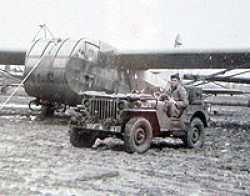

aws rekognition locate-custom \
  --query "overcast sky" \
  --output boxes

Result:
[0,0,250,50]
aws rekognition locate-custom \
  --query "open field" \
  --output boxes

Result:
[0,94,249,195]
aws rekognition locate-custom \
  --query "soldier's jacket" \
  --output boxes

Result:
[162,83,189,117]
[169,83,189,110]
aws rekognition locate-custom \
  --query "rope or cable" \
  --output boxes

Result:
[0,36,59,110]
[0,69,22,81]
[32,24,55,41]
[0,58,43,110]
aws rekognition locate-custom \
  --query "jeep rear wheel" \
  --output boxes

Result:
[70,128,96,148]
[124,117,153,153]
[183,118,205,148]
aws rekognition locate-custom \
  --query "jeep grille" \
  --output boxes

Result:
[89,98,117,120]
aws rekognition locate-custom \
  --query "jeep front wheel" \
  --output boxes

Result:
[124,117,153,153]
[183,118,205,148]
[70,128,96,148]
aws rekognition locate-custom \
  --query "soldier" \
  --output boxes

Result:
[162,73,189,118]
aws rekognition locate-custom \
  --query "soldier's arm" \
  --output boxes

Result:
[158,88,170,101]
[175,87,189,109]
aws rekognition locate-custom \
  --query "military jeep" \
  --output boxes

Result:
[69,87,209,153]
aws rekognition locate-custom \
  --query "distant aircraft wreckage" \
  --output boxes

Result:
[1,37,250,114]
[184,73,250,85]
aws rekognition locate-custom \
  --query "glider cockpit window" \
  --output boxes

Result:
[71,39,86,59]
[57,40,76,57]
[71,40,100,62]
[49,39,68,57]
[29,40,52,57]
[43,42,56,56]
[85,42,100,62]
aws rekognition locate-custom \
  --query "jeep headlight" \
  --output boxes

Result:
[83,99,90,107]
[118,100,128,110]
[134,100,142,108]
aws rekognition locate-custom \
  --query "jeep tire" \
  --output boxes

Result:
[70,128,96,148]
[124,117,153,153]
[183,118,205,148]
